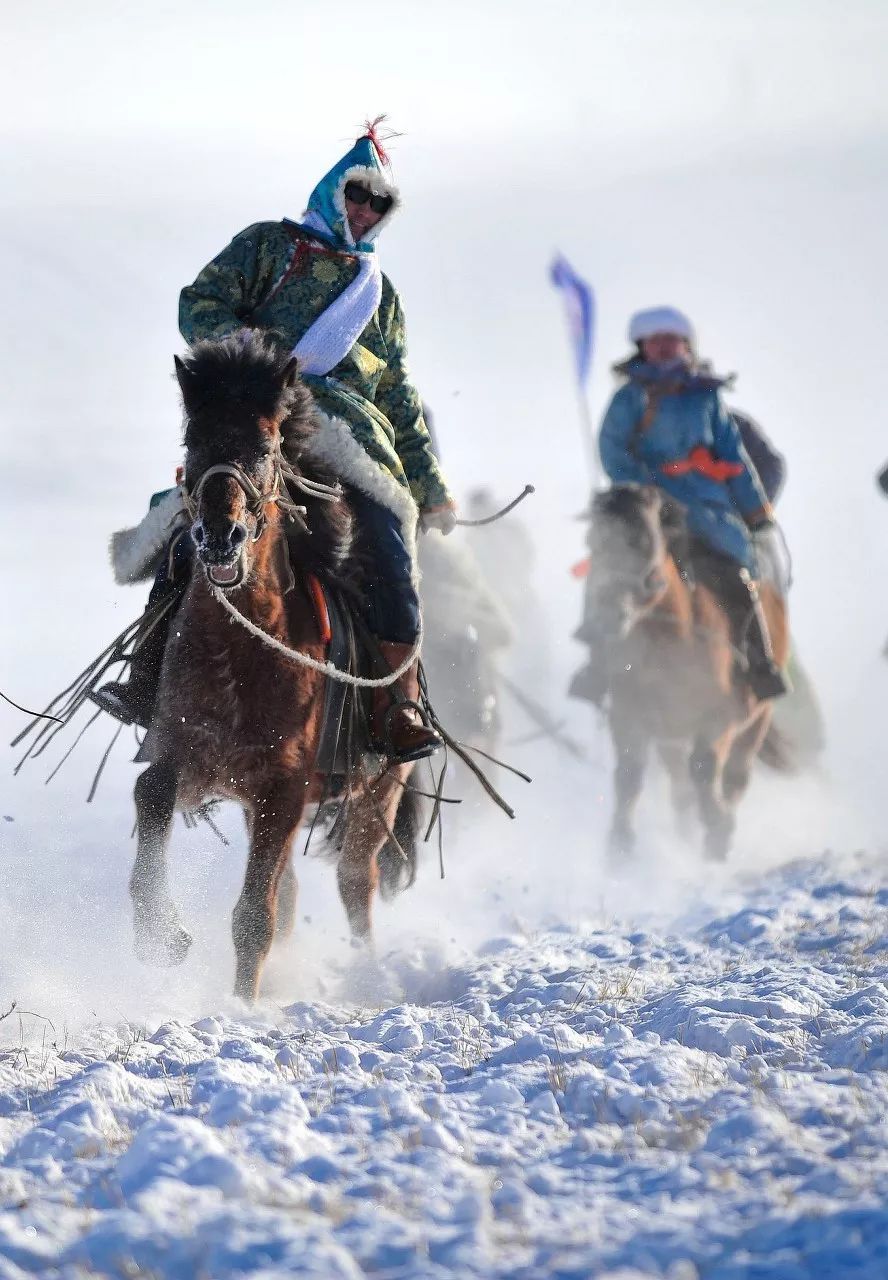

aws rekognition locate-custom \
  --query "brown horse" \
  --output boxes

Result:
[587,485,790,861]
[131,335,419,1002]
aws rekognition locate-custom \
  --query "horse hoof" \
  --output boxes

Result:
[134,922,193,967]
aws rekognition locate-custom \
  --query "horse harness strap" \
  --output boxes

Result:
[182,463,273,521]
[313,585,356,776]
[181,454,342,541]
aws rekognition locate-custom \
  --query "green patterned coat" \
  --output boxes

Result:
[178,220,451,511]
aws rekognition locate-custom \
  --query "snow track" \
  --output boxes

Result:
[1,852,887,1278]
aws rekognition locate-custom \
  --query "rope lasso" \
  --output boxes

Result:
[208,580,421,687]
[203,480,535,682]
[198,471,535,682]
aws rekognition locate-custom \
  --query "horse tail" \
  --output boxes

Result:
[757,718,798,774]
[377,785,423,900]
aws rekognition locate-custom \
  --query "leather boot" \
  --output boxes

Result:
[371,641,442,762]
[90,600,175,728]
[569,611,610,706]
[745,609,790,700]
[736,572,790,701]
[568,660,609,707]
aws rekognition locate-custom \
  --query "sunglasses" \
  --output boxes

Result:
[343,181,393,215]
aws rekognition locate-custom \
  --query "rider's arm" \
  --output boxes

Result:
[711,398,772,523]
[178,223,279,345]
[732,411,786,504]
[598,386,655,486]
[375,283,453,511]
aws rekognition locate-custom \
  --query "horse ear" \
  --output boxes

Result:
[281,356,300,390]
[174,355,193,397]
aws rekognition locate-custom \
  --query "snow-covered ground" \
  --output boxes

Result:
[1,847,887,1278]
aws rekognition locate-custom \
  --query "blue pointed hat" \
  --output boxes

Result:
[305,120,401,252]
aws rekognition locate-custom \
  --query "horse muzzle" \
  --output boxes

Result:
[192,518,249,589]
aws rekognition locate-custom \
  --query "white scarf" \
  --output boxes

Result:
[291,211,382,376]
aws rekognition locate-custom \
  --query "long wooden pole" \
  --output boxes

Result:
[577,386,600,488]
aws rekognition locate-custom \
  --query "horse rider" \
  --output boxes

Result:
[93,120,455,761]
[570,304,790,707]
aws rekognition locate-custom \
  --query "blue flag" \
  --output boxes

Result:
[550,254,595,388]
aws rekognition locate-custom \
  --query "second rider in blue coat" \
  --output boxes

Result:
[572,305,789,706]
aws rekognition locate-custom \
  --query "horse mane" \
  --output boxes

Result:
[180,332,353,578]
[593,484,688,557]
[180,332,316,442]
[592,484,654,523]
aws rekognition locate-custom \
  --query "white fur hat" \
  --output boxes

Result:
[629,306,694,344]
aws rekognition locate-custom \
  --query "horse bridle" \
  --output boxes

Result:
[181,448,342,542]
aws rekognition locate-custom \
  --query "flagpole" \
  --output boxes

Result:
[577,386,600,489]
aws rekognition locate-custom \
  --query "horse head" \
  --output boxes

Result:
[587,484,685,639]
[175,333,316,590]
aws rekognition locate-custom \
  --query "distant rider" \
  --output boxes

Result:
[570,305,790,706]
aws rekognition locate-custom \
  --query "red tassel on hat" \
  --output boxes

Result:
[360,114,400,168]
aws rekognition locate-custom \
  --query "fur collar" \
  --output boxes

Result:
[613,354,736,393]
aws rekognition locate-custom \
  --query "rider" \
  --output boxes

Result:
[94,120,455,761]
[570,305,789,706]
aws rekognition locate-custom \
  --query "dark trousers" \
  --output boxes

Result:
[349,492,420,644]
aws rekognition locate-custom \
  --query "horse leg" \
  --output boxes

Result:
[232,781,306,1003]
[608,732,649,860]
[131,761,193,966]
[658,741,697,839]
[722,708,771,807]
[690,734,734,862]
[274,855,298,941]
[336,765,411,941]
[243,809,297,943]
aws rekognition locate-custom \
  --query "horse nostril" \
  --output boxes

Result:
[230,523,247,547]
[192,521,206,546]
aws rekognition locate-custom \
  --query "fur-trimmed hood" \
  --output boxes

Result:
[303,130,400,252]
[612,354,736,394]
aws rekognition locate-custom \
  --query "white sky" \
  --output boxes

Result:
[2,0,887,153]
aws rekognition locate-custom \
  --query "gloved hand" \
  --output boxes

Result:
[421,502,458,536]
[746,505,774,531]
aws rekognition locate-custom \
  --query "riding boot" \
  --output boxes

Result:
[568,652,609,706]
[90,539,190,727]
[735,571,790,701]
[90,599,176,728]
[370,641,443,762]
[570,577,610,706]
